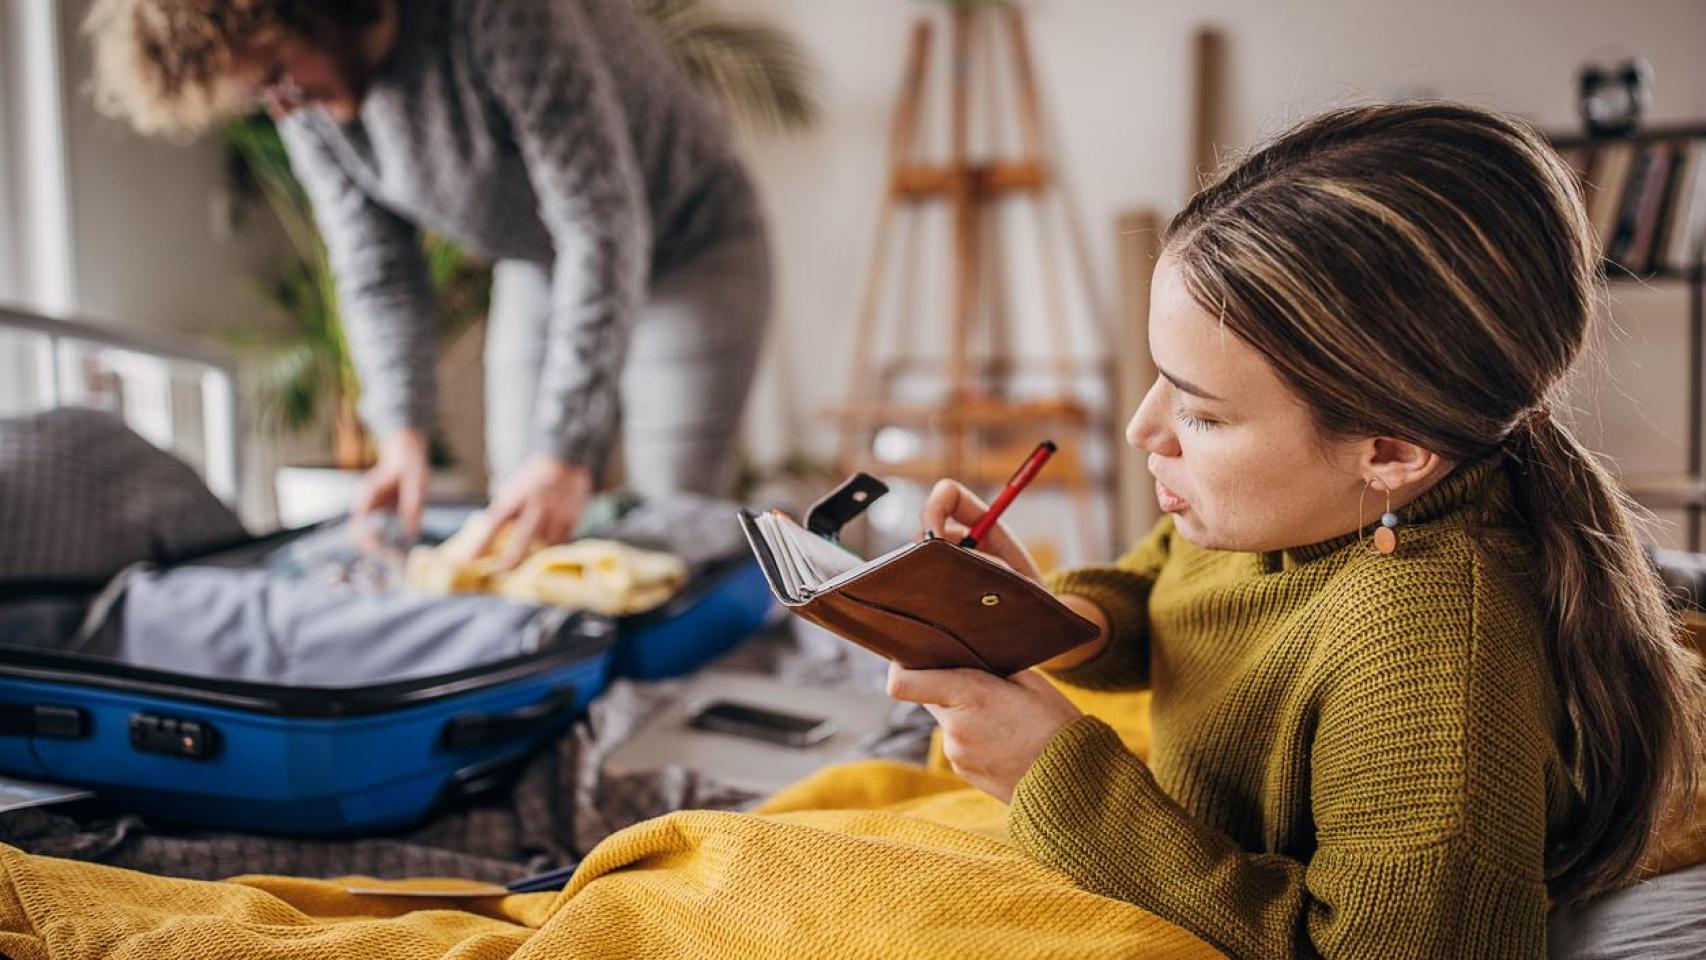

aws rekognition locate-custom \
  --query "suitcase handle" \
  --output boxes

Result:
[0,703,88,741]
[439,685,579,751]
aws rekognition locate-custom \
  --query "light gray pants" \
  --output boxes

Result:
[484,231,770,499]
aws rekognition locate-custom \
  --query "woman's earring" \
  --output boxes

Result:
[1360,477,1400,555]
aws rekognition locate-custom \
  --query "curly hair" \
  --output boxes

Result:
[85,0,382,136]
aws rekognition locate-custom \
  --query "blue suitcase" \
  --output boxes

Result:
[615,554,776,680]
[0,602,617,836]
[0,508,776,836]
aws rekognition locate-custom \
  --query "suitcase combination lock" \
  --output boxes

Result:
[129,714,220,760]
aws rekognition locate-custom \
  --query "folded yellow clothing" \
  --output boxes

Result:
[407,516,686,616]
[0,760,1222,959]
[495,539,686,615]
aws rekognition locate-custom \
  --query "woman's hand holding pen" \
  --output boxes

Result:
[899,461,1113,801]
[919,479,1045,585]
[920,472,1113,670]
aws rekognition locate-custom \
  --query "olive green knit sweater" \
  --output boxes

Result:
[1013,459,1573,959]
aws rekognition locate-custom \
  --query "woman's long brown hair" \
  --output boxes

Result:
[1162,101,1705,906]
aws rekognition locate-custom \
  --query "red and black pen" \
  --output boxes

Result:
[959,440,1056,549]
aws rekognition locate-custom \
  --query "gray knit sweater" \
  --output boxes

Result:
[279,0,760,467]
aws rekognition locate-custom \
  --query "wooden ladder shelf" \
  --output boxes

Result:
[828,1,1113,558]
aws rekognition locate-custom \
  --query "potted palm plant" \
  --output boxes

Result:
[225,0,819,525]
[223,116,490,465]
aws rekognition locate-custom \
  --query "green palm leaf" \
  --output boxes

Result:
[222,116,482,437]
[253,337,330,434]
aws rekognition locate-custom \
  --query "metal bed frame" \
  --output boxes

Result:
[0,303,240,504]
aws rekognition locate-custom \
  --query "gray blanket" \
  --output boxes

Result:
[1548,863,1706,960]
[0,409,246,583]
[88,565,569,687]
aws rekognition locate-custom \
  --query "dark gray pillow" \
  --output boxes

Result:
[0,408,246,583]
[1548,862,1706,959]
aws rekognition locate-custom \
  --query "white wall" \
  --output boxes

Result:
[24,0,1706,541]
[1,0,76,315]
[30,2,300,524]
[55,0,287,340]
[0,2,16,306]
[727,0,1706,547]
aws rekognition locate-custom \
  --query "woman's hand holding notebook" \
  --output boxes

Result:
[738,472,1097,675]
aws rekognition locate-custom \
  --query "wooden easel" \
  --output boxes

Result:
[828,2,1111,560]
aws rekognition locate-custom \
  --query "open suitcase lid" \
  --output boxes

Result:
[0,495,757,718]
[0,613,617,719]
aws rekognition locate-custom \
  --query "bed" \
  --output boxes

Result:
[0,304,238,504]
[1,305,1702,958]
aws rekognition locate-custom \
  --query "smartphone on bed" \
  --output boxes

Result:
[686,699,837,748]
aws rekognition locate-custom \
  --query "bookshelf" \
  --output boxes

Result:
[1550,123,1706,549]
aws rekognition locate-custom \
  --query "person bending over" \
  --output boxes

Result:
[90,0,769,565]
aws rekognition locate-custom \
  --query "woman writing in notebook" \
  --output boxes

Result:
[888,102,1705,957]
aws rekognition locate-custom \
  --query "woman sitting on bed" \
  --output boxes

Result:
[889,101,1706,958]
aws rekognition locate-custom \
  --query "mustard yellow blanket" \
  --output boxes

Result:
[11,579,1706,960]
[0,693,1219,959]
[2,668,1699,959]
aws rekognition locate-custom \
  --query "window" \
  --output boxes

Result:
[0,4,29,415]
[0,0,75,315]
[0,0,78,416]
[0,4,237,502]
[0,0,18,305]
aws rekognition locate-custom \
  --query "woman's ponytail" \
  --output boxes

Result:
[1504,410,1706,904]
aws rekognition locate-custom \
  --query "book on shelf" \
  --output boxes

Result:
[1605,145,1653,266]
[1558,144,1593,185]
[1669,139,1706,273]
[1624,143,1673,273]
[1565,134,1706,276]
[1586,141,1638,252]
[1660,142,1699,272]
[1648,142,1691,273]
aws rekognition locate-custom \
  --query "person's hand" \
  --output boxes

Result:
[887,662,1083,803]
[458,455,593,571]
[920,479,1045,584]
[353,428,430,540]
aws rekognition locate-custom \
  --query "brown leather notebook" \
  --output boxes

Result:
[737,474,1098,675]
